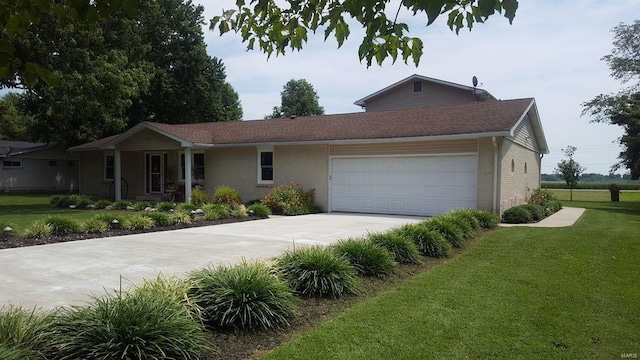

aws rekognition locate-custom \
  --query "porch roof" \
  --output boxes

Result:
[68,98,548,154]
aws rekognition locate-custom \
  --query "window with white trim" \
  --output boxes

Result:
[258,148,274,184]
[3,160,22,168]
[179,151,205,182]
[104,155,114,181]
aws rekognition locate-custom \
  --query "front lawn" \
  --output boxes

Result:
[0,195,96,234]
[550,188,640,202]
[264,201,640,359]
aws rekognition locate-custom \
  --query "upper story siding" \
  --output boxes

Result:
[512,114,540,152]
[361,80,481,112]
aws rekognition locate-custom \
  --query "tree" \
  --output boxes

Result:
[266,79,324,119]
[18,0,242,146]
[555,146,586,201]
[0,92,34,141]
[211,0,518,67]
[0,0,138,88]
[583,20,640,179]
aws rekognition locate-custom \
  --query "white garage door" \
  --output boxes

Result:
[330,155,477,216]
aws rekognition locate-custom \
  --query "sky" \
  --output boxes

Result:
[197,0,640,175]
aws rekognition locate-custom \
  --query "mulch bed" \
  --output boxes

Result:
[0,216,263,250]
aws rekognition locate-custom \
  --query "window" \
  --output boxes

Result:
[49,160,57,166]
[105,155,114,181]
[524,162,528,174]
[258,149,274,183]
[413,80,422,93]
[180,152,205,182]
[511,159,515,173]
[3,160,22,168]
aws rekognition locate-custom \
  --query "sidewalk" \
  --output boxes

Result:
[499,207,585,228]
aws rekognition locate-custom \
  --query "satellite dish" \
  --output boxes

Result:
[472,76,478,87]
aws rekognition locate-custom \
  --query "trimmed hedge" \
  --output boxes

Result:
[502,206,533,224]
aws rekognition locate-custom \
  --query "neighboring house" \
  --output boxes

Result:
[69,76,548,216]
[1,140,79,193]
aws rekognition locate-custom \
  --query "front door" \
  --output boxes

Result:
[146,153,164,194]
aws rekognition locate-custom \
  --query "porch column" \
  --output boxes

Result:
[114,149,122,201]
[184,147,192,203]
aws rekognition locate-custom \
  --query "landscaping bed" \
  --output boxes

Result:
[0,215,262,250]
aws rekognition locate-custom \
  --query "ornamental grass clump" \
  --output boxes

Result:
[423,216,467,248]
[22,222,53,238]
[133,274,201,320]
[170,211,192,225]
[132,201,152,211]
[332,238,397,278]
[213,186,241,205]
[82,218,108,233]
[142,211,172,226]
[275,246,359,298]
[247,203,271,217]
[51,291,213,359]
[42,215,82,235]
[93,199,112,209]
[177,203,198,212]
[204,204,230,220]
[122,214,155,230]
[472,210,501,229]
[392,223,452,258]
[367,231,421,264]
[441,214,475,240]
[157,202,176,212]
[191,188,210,206]
[262,183,316,215]
[112,200,132,210]
[92,213,128,229]
[189,261,296,332]
[0,305,55,360]
[446,209,480,230]
[502,205,534,224]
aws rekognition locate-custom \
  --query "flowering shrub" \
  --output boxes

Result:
[528,188,562,216]
[262,183,316,215]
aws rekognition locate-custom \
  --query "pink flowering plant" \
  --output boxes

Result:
[527,188,562,216]
[262,183,317,215]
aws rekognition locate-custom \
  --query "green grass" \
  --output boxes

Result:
[264,200,640,359]
[0,195,97,235]
[550,189,640,202]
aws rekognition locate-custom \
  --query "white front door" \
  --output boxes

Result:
[146,153,164,194]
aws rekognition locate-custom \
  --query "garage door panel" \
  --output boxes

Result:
[331,155,477,216]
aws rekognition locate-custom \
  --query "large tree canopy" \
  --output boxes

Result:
[211,0,518,66]
[11,0,241,146]
[266,79,324,119]
[583,20,640,179]
[0,92,34,141]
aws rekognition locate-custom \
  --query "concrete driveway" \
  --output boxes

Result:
[0,213,420,310]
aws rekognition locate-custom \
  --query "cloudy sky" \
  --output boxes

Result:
[199,0,640,175]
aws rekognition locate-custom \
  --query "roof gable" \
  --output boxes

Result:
[0,140,54,157]
[353,74,495,108]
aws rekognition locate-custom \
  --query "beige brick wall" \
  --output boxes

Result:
[499,139,541,214]
[476,137,496,211]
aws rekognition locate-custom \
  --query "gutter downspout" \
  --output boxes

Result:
[492,136,498,213]
[539,153,544,187]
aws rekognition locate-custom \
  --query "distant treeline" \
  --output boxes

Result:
[541,173,633,182]
[541,182,640,190]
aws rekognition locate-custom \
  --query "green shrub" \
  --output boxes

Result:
[122,214,155,230]
[133,274,200,319]
[189,261,296,332]
[502,205,533,224]
[92,213,128,229]
[22,222,53,238]
[82,218,108,233]
[170,211,192,225]
[247,203,272,217]
[423,216,468,248]
[203,204,230,220]
[521,204,545,221]
[0,305,55,360]
[392,223,452,258]
[446,209,480,230]
[472,210,500,229]
[262,183,316,215]
[141,212,172,226]
[112,200,132,210]
[51,291,213,359]
[43,215,82,235]
[177,203,197,212]
[367,232,421,264]
[332,238,397,277]
[442,214,475,239]
[93,199,112,209]
[275,246,359,298]
[73,195,92,209]
[132,201,152,211]
[191,188,210,205]
[157,202,176,212]
[528,188,562,215]
[213,185,241,205]
[50,195,75,208]
[230,204,248,217]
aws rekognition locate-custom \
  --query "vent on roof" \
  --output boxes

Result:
[413,80,422,93]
